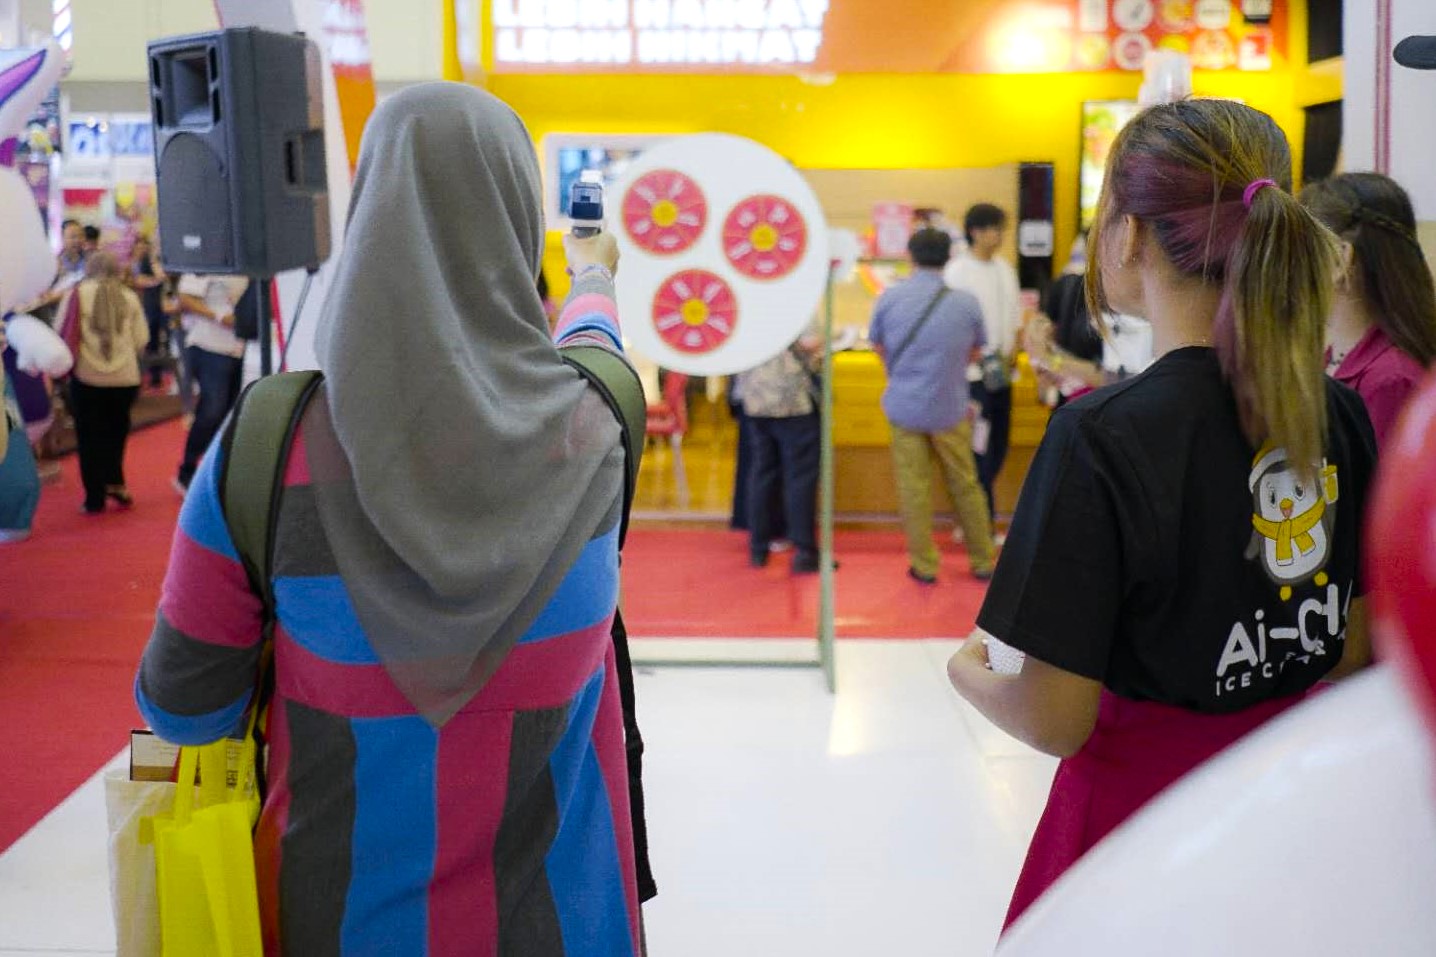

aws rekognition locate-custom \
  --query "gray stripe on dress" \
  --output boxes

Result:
[280,701,356,957]
[496,704,570,957]
[274,484,339,578]
[138,611,262,716]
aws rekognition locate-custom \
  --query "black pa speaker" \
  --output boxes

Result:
[148,28,330,276]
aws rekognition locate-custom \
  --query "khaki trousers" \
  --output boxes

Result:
[889,420,995,577]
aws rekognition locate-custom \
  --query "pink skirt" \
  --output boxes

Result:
[1003,689,1302,930]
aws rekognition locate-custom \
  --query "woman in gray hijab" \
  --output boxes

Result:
[136,83,642,955]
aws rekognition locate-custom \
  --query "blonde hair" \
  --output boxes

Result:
[84,251,128,362]
[1087,99,1340,474]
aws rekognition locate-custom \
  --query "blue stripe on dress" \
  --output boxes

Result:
[177,445,240,561]
[275,576,380,664]
[544,667,633,957]
[342,716,438,955]
[559,315,622,352]
[134,676,249,745]
[519,526,619,644]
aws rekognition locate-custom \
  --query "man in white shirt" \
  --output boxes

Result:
[944,203,1022,520]
[174,274,248,491]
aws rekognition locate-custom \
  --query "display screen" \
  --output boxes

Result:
[1079,100,1141,231]
[555,145,644,218]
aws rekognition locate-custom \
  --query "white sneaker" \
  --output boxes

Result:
[769,540,793,553]
[951,527,965,544]
[993,531,1007,546]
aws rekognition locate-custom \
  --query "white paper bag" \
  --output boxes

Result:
[105,769,174,957]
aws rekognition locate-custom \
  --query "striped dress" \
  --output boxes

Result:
[136,279,640,956]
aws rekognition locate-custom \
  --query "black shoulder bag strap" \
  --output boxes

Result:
[885,286,949,370]
[559,343,657,901]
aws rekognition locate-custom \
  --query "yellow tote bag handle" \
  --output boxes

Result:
[152,718,264,957]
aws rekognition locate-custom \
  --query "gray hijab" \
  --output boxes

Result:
[312,82,623,725]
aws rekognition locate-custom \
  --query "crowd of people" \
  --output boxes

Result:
[0,216,266,537]
[3,81,1435,951]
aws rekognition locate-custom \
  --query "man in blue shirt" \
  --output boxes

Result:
[869,229,995,583]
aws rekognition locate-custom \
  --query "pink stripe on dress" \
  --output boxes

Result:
[427,711,514,957]
[282,425,312,487]
[464,617,614,713]
[555,293,618,336]
[160,530,264,648]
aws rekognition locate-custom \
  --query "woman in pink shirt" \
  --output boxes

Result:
[1301,173,1436,444]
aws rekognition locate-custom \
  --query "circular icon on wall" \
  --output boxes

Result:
[722,194,808,281]
[1113,0,1156,31]
[1158,0,1195,31]
[652,269,738,354]
[1076,34,1113,70]
[1114,31,1154,70]
[623,169,708,256]
[1191,29,1237,69]
[1195,0,1233,30]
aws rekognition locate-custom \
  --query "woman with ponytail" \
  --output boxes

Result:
[946,100,1379,931]
[1301,172,1436,444]
[64,252,148,513]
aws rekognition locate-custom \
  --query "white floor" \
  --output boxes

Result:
[0,639,1055,957]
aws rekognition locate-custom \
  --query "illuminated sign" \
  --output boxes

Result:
[492,0,830,67]
[486,0,1285,74]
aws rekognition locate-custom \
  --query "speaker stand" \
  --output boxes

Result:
[257,275,274,377]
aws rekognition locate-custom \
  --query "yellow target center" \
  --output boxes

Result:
[652,200,680,228]
[680,298,710,326]
[750,223,779,252]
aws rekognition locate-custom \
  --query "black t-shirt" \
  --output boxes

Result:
[977,348,1378,713]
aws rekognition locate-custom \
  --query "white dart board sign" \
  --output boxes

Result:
[612,133,829,377]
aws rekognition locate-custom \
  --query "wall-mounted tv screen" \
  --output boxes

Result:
[1079,100,1141,232]
[542,134,671,230]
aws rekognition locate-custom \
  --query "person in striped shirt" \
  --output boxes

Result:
[136,84,641,956]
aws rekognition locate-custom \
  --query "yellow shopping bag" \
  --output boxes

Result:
[146,731,263,957]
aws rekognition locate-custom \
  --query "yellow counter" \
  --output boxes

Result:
[830,350,1050,518]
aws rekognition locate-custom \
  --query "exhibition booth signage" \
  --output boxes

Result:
[488,0,1287,73]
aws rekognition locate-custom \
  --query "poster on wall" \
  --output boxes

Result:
[486,0,1286,75]
[1079,99,1141,230]
[611,133,828,377]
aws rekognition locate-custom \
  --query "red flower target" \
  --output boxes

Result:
[652,270,738,355]
[623,169,708,256]
[722,194,807,280]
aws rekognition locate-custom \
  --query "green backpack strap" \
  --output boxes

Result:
[561,344,647,548]
[219,370,325,627]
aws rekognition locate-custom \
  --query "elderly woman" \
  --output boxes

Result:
[135,84,641,954]
[64,252,149,512]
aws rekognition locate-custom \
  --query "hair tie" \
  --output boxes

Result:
[1243,178,1278,209]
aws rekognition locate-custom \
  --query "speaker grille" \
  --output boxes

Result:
[157,134,232,271]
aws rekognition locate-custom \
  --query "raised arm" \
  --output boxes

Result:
[554,232,623,353]
[135,439,265,744]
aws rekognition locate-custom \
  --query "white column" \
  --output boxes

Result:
[1345,0,1436,220]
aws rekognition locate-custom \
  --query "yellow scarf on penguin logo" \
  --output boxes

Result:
[1251,497,1325,564]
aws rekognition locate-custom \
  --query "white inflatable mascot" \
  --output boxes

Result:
[0,42,70,543]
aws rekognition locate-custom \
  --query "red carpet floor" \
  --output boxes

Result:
[0,421,186,852]
[622,527,988,639]
[0,417,987,851]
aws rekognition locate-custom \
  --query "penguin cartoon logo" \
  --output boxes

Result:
[1244,444,1340,601]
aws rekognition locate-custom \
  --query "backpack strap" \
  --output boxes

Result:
[219,370,325,618]
[561,344,646,548]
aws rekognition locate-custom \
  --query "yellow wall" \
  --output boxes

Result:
[495,70,1298,276]
[481,2,1331,280]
